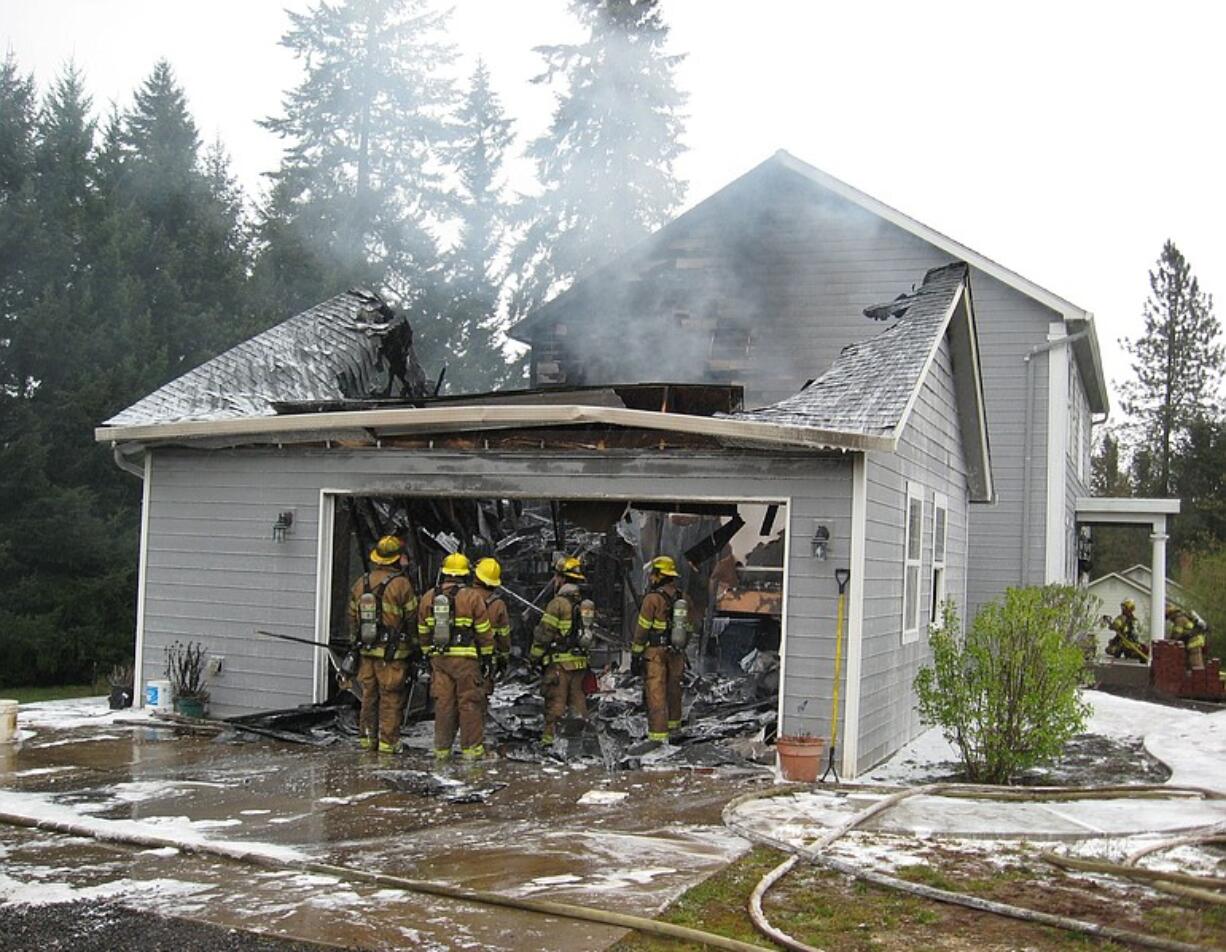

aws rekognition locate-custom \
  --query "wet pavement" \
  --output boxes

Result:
[0,698,758,950]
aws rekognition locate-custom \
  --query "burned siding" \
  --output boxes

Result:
[858,335,971,773]
[139,446,853,725]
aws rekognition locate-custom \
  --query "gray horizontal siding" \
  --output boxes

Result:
[141,446,853,722]
[529,168,1062,622]
[858,336,971,773]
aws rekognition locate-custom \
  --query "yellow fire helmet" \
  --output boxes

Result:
[650,555,680,577]
[370,535,404,566]
[441,552,471,577]
[556,555,585,581]
[1121,598,1135,613]
[474,557,501,588]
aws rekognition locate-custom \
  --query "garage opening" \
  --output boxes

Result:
[321,493,787,765]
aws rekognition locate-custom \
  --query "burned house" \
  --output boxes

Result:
[98,241,991,776]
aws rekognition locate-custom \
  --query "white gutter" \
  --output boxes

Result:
[95,403,896,454]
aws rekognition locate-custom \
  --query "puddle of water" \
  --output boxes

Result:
[0,698,754,950]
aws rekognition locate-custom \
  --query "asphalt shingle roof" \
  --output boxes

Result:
[105,289,410,427]
[732,263,968,436]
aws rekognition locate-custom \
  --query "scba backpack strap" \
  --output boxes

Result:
[360,570,404,654]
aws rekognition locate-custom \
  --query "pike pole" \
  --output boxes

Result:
[821,568,851,784]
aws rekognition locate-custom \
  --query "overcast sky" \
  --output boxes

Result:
[6,0,1225,419]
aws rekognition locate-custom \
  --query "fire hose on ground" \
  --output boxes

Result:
[721,782,1226,952]
[0,808,772,952]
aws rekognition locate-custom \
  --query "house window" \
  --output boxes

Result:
[903,482,923,643]
[931,492,948,625]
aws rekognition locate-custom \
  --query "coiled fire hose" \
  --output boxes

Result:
[0,809,771,952]
[722,782,1226,952]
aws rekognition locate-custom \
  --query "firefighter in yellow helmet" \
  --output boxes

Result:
[417,553,494,760]
[348,535,418,753]
[1106,598,1147,662]
[474,558,512,694]
[1167,603,1209,671]
[631,556,691,744]
[531,567,595,745]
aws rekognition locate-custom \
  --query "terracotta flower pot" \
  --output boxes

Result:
[776,735,825,782]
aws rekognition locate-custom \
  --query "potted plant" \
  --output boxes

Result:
[106,663,134,710]
[775,734,825,782]
[165,641,210,718]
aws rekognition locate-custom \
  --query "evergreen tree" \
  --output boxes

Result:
[1087,429,1147,576]
[1120,241,1223,496]
[254,0,457,321]
[432,59,517,391]
[511,0,687,318]
[0,53,39,397]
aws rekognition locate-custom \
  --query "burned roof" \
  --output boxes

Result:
[104,289,427,427]
[734,263,968,435]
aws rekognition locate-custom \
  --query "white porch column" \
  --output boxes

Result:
[1150,516,1168,646]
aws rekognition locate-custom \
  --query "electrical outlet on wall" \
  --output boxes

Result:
[207,656,224,677]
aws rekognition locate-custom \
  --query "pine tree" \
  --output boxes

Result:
[1087,429,1147,576]
[1120,241,1223,496]
[431,59,517,391]
[0,52,39,397]
[511,0,687,318]
[254,0,457,321]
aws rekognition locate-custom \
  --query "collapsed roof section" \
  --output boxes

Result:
[95,269,992,492]
[104,289,428,427]
[731,263,993,501]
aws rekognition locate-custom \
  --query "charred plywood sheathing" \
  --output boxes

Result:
[105,289,428,427]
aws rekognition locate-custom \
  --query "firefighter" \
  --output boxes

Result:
[631,556,692,745]
[474,557,512,694]
[549,555,585,595]
[1167,604,1209,671]
[417,553,494,761]
[531,579,595,745]
[1106,598,1148,662]
[348,535,419,753]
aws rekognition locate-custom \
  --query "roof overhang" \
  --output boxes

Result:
[94,403,895,454]
[1076,496,1180,526]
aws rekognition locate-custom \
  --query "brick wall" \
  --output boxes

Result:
[1150,640,1225,700]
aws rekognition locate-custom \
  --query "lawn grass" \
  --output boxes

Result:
[607,842,1226,951]
[1,683,106,703]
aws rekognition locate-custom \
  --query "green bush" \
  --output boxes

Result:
[914,586,1096,784]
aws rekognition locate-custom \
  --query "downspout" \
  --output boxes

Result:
[112,442,146,480]
[1020,328,1090,584]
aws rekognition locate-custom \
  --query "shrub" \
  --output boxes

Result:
[914,586,1095,784]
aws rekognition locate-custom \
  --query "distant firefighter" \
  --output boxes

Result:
[1167,604,1209,671]
[1105,598,1148,662]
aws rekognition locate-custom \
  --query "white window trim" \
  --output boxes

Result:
[902,481,923,643]
[931,492,948,628]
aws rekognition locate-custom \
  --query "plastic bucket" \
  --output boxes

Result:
[0,699,17,743]
[145,680,173,712]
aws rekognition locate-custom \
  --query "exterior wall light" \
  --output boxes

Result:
[272,510,294,543]
[811,524,830,560]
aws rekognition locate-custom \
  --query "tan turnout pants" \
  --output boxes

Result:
[541,665,588,741]
[357,655,408,747]
[643,646,684,740]
[431,654,485,756]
